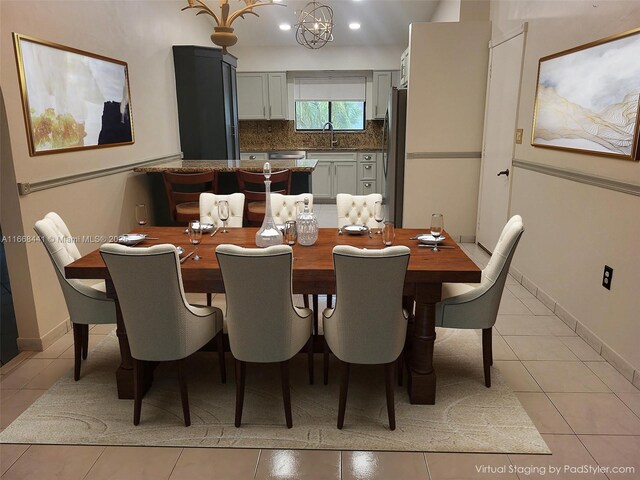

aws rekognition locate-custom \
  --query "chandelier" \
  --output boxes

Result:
[295,1,334,49]
[182,0,284,53]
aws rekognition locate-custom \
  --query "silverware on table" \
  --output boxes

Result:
[418,244,455,249]
[180,251,194,263]
[210,226,220,237]
[144,237,159,240]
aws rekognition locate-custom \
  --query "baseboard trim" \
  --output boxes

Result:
[17,317,70,352]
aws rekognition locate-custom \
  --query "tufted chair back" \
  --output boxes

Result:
[270,193,313,224]
[199,193,245,227]
[336,193,382,228]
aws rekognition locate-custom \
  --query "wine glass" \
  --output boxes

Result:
[218,200,230,233]
[188,220,202,261]
[430,213,444,252]
[135,204,147,234]
[374,201,385,234]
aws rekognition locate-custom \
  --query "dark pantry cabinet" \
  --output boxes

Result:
[172,46,240,160]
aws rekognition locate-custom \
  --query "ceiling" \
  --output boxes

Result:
[217,0,442,47]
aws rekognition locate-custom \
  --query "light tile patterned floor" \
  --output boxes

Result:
[1,211,638,479]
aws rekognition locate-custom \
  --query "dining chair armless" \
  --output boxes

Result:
[216,244,313,429]
[436,215,524,388]
[199,192,246,227]
[34,212,116,382]
[322,245,410,430]
[270,193,313,225]
[336,193,382,229]
[236,169,292,226]
[163,171,217,224]
[100,243,225,427]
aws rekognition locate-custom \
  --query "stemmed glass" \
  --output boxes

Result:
[374,201,385,234]
[135,204,148,234]
[218,200,230,233]
[430,213,444,252]
[188,220,202,261]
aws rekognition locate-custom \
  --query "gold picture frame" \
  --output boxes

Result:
[531,27,640,161]
[13,33,134,156]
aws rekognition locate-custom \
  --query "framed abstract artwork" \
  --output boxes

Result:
[13,33,134,156]
[532,27,640,161]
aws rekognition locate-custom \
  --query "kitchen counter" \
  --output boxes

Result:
[135,159,318,173]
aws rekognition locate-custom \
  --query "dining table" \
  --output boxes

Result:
[64,227,481,404]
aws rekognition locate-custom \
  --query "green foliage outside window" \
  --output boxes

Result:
[295,101,365,131]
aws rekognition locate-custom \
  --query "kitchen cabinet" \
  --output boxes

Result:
[310,152,357,200]
[357,152,382,196]
[237,72,288,120]
[372,72,392,119]
[240,152,268,161]
[173,46,239,160]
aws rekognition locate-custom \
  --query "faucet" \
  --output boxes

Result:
[322,121,338,148]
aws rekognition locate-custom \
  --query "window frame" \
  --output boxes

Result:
[294,100,366,132]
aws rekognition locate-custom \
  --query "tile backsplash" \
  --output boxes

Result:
[239,120,384,152]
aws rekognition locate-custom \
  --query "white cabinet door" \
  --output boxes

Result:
[333,162,358,196]
[311,161,332,199]
[237,73,268,120]
[372,72,392,119]
[240,152,268,161]
[268,73,288,120]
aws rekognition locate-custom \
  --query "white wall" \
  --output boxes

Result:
[0,0,213,349]
[490,1,640,372]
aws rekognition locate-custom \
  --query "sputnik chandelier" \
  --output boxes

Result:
[182,0,284,53]
[295,1,334,49]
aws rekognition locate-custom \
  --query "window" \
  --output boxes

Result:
[294,76,367,131]
[295,100,365,131]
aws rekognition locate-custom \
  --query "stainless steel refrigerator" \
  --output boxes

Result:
[382,87,407,227]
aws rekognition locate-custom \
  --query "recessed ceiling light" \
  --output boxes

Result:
[279,23,292,31]
[349,22,361,30]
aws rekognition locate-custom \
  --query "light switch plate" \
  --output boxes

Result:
[515,129,523,144]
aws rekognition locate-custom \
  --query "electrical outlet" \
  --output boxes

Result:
[602,265,613,290]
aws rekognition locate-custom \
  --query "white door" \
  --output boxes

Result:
[476,27,526,252]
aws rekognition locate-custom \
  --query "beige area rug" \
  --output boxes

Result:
[0,329,549,454]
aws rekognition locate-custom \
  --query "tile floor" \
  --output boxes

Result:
[1,211,639,479]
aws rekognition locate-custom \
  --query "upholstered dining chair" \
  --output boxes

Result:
[336,193,382,229]
[199,192,246,227]
[270,193,313,225]
[236,169,291,226]
[163,171,217,224]
[323,245,410,430]
[100,243,225,427]
[34,212,117,382]
[436,215,524,388]
[215,244,313,429]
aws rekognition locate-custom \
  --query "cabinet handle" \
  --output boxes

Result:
[250,155,256,160]
[269,106,272,118]
[364,155,372,160]
[364,165,372,169]
[263,106,266,117]
[365,183,371,187]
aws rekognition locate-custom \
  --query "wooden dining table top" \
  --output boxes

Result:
[65,227,481,291]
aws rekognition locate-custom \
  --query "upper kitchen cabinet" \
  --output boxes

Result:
[237,72,288,120]
[173,46,240,160]
[372,72,392,119]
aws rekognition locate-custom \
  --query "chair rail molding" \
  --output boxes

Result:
[406,151,482,160]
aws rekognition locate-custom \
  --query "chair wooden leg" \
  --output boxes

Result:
[488,327,493,366]
[323,336,330,385]
[397,353,403,387]
[72,324,82,381]
[307,336,314,385]
[327,294,333,308]
[81,324,89,360]
[303,295,310,308]
[482,328,492,388]
[385,362,396,431]
[280,360,293,429]
[133,358,144,425]
[312,295,319,336]
[337,361,350,429]
[177,359,191,427]
[206,293,212,306]
[217,332,226,384]
[234,359,246,427]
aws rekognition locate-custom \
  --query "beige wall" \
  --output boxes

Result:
[403,21,490,237]
[0,1,212,349]
[491,1,640,371]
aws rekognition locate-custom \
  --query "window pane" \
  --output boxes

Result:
[331,101,365,130]
[295,101,329,130]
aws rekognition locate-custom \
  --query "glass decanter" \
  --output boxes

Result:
[255,162,284,247]
[296,197,318,246]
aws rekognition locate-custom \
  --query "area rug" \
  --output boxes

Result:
[0,329,549,454]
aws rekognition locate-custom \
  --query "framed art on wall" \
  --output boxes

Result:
[532,27,640,161]
[13,33,134,156]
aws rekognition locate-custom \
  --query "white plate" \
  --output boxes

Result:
[117,234,146,246]
[417,234,446,244]
[342,225,369,235]
[184,223,214,233]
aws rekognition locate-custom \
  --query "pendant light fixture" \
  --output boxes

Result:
[295,1,334,49]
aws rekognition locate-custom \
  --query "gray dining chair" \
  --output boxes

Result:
[436,215,524,387]
[322,245,410,430]
[34,212,117,381]
[216,244,314,429]
[100,243,225,427]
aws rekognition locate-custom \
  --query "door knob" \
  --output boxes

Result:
[497,169,510,177]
